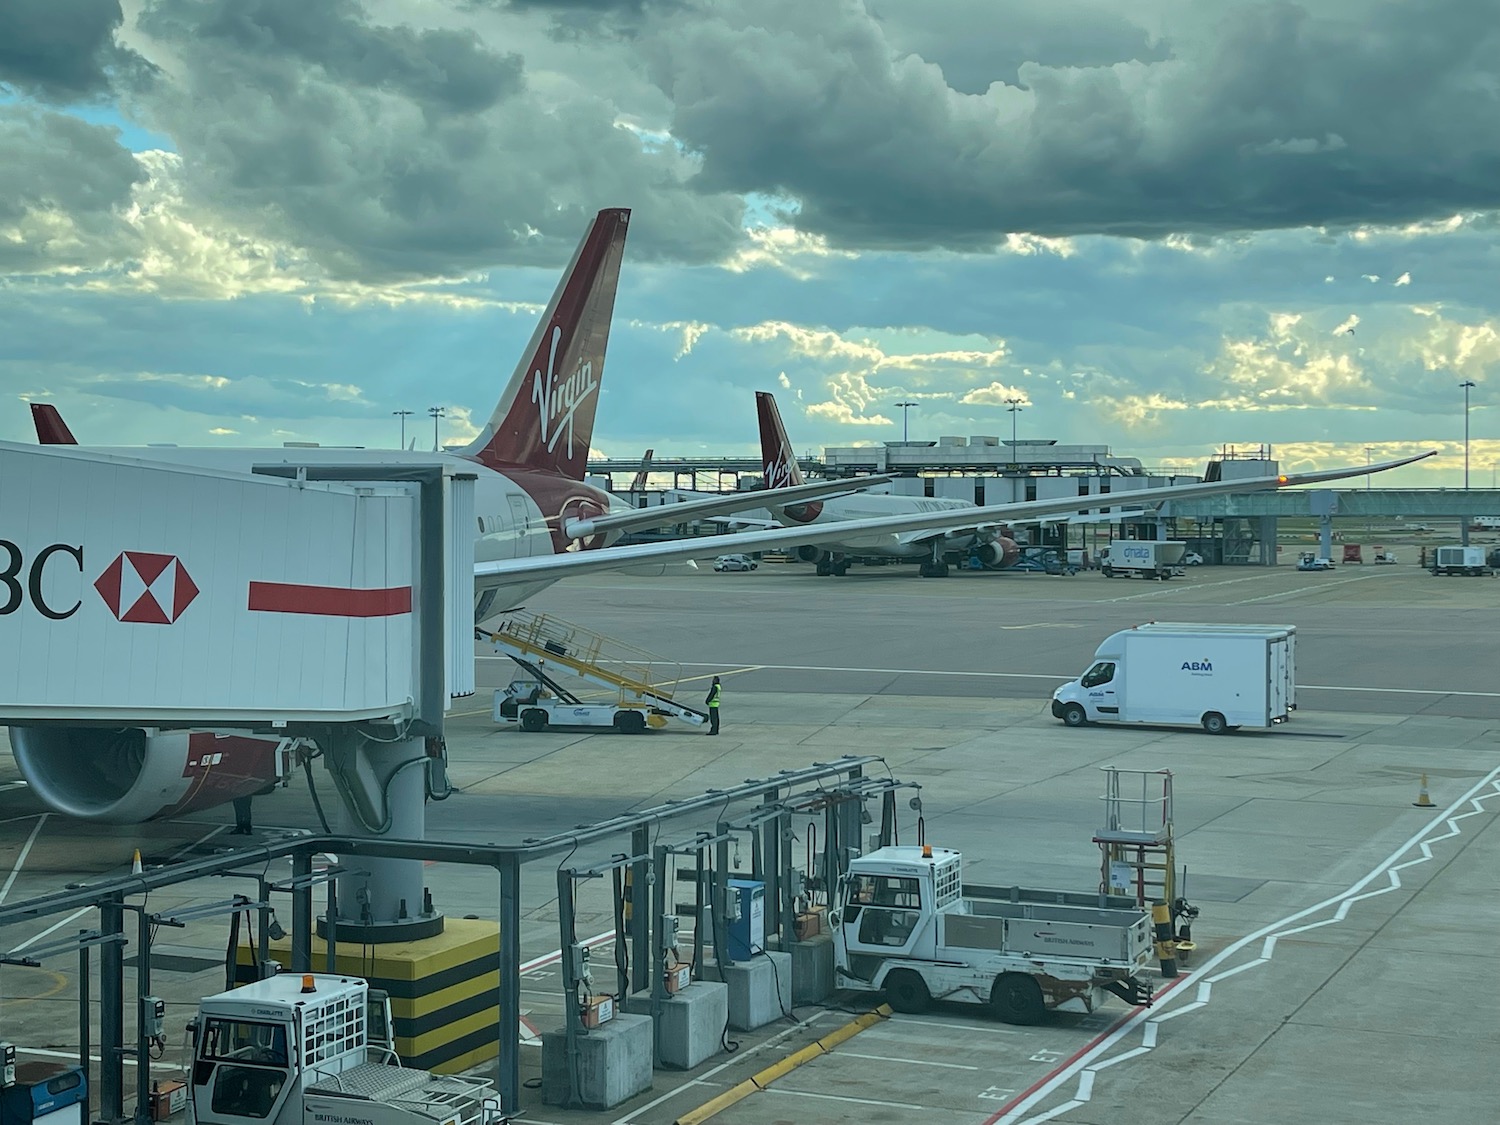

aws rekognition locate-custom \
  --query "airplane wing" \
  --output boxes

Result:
[895,502,1152,543]
[476,451,1434,592]
[562,475,894,539]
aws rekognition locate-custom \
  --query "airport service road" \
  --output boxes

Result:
[494,561,1500,718]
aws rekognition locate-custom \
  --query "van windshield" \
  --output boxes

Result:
[1081,662,1116,688]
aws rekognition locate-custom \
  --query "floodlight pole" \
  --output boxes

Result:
[428,405,446,453]
[894,401,917,443]
[393,409,413,449]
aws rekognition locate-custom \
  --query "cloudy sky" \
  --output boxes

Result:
[2,0,1497,484]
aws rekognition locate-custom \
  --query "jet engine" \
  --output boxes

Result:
[795,546,831,564]
[8,727,287,823]
[976,536,1022,570]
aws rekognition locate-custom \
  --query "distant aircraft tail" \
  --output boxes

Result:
[756,392,804,489]
[630,449,654,493]
[462,208,630,479]
[31,403,78,445]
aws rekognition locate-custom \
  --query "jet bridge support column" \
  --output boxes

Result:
[320,730,442,942]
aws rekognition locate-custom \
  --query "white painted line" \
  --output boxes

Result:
[0,814,48,906]
[6,906,92,955]
[1301,684,1500,698]
[884,1015,1018,1035]
[839,1050,979,1070]
[762,1088,929,1111]
[1085,1046,1150,1072]
[1075,1071,1095,1100]
[1141,1022,1157,1049]
[1226,572,1386,605]
[997,768,1500,1124]
[1102,574,1271,602]
[14,1047,180,1071]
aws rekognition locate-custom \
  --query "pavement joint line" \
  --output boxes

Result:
[609,1011,831,1124]
[672,1004,891,1125]
[991,766,1500,1125]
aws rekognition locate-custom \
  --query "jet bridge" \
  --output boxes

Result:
[0,441,475,941]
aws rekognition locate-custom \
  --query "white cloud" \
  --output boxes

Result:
[959,382,1031,406]
[1394,272,1412,286]
[1333,314,1360,336]
[776,372,791,389]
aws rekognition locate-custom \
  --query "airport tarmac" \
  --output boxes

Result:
[1,559,1497,1124]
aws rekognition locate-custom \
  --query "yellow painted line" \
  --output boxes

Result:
[674,1004,891,1125]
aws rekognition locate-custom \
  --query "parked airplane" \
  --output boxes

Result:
[755,391,1021,576]
[11,208,1433,825]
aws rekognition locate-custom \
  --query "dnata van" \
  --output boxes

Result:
[1052,625,1296,734]
[1098,540,1186,580]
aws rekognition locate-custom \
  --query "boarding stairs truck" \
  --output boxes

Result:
[484,612,708,733]
[1052,624,1295,734]
[1098,540,1187,580]
[190,973,499,1125]
[829,846,1155,1023]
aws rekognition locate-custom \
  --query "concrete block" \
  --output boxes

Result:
[790,932,836,1003]
[624,982,728,1070]
[705,952,793,1031]
[540,1012,653,1110]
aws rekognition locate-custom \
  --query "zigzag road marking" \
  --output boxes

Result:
[990,765,1500,1125]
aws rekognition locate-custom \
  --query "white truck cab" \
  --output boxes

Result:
[192,973,497,1125]
[829,846,1153,1022]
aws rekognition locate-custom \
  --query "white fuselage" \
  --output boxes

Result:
[66,446,632,610]
[789,492,980,558]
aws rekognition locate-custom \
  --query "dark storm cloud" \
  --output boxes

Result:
[143,0,521,116]
[642,0,1500,246]
[130,0,742,280]
[0,107,143,271]
[0,0,150,102]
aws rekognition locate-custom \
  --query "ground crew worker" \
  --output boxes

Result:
[705,676,722,735]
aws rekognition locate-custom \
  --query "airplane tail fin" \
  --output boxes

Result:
[756,391,804,489]
[462,208,630,479]
[31,403,78,445]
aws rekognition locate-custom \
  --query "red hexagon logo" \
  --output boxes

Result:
[94,552,199,624]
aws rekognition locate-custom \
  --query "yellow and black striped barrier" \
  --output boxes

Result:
[1152,901,1178,979]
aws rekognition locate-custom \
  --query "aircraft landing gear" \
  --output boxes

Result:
[816,559,833,576]
[832,560,850,576]
[919,543,950,578]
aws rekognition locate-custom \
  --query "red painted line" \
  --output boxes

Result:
[980,973,1196,1125]
[248,582,412,618]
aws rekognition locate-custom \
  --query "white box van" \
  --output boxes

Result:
[1052,624,1296,734]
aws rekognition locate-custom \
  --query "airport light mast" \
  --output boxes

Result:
[1461,380,1475,488]
[1006,397,1025,469]
[393,409,414,449]
[894,400,918,442]
[429,405,446,452]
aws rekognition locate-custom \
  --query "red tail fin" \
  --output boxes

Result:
[756,392,803,489]
[31,403,78,445]
[463,208,630,478]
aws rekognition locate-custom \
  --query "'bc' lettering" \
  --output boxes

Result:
[0,540,85,619]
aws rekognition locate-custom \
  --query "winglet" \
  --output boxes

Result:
[756,392,804,489]
[31,403,78,445]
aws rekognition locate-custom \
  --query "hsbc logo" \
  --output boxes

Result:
[1,541,198,624]
[95,552,199,624]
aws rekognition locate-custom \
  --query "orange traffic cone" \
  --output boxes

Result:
[131,848,143,874]
[1413,775,1435,809]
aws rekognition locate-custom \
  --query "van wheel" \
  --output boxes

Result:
[991,973,1046,1025]
[1202,712,1228,735]
[1061,704,1087,728]
[519,709,547,732]
[883,970,931,1014]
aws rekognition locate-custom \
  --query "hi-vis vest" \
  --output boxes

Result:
[707,684,721,708]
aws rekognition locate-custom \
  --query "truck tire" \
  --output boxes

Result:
[883,970,931,1014]
[1201,712,1228,735]
[1101,566,1114,578]
[991,973,1046,1025]
[519,709,548,732]
[613,710,647,735]
[1061,703,1087,728]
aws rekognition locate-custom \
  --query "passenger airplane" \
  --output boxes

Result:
[12,207,1432,825]
[755,391,1022,576]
